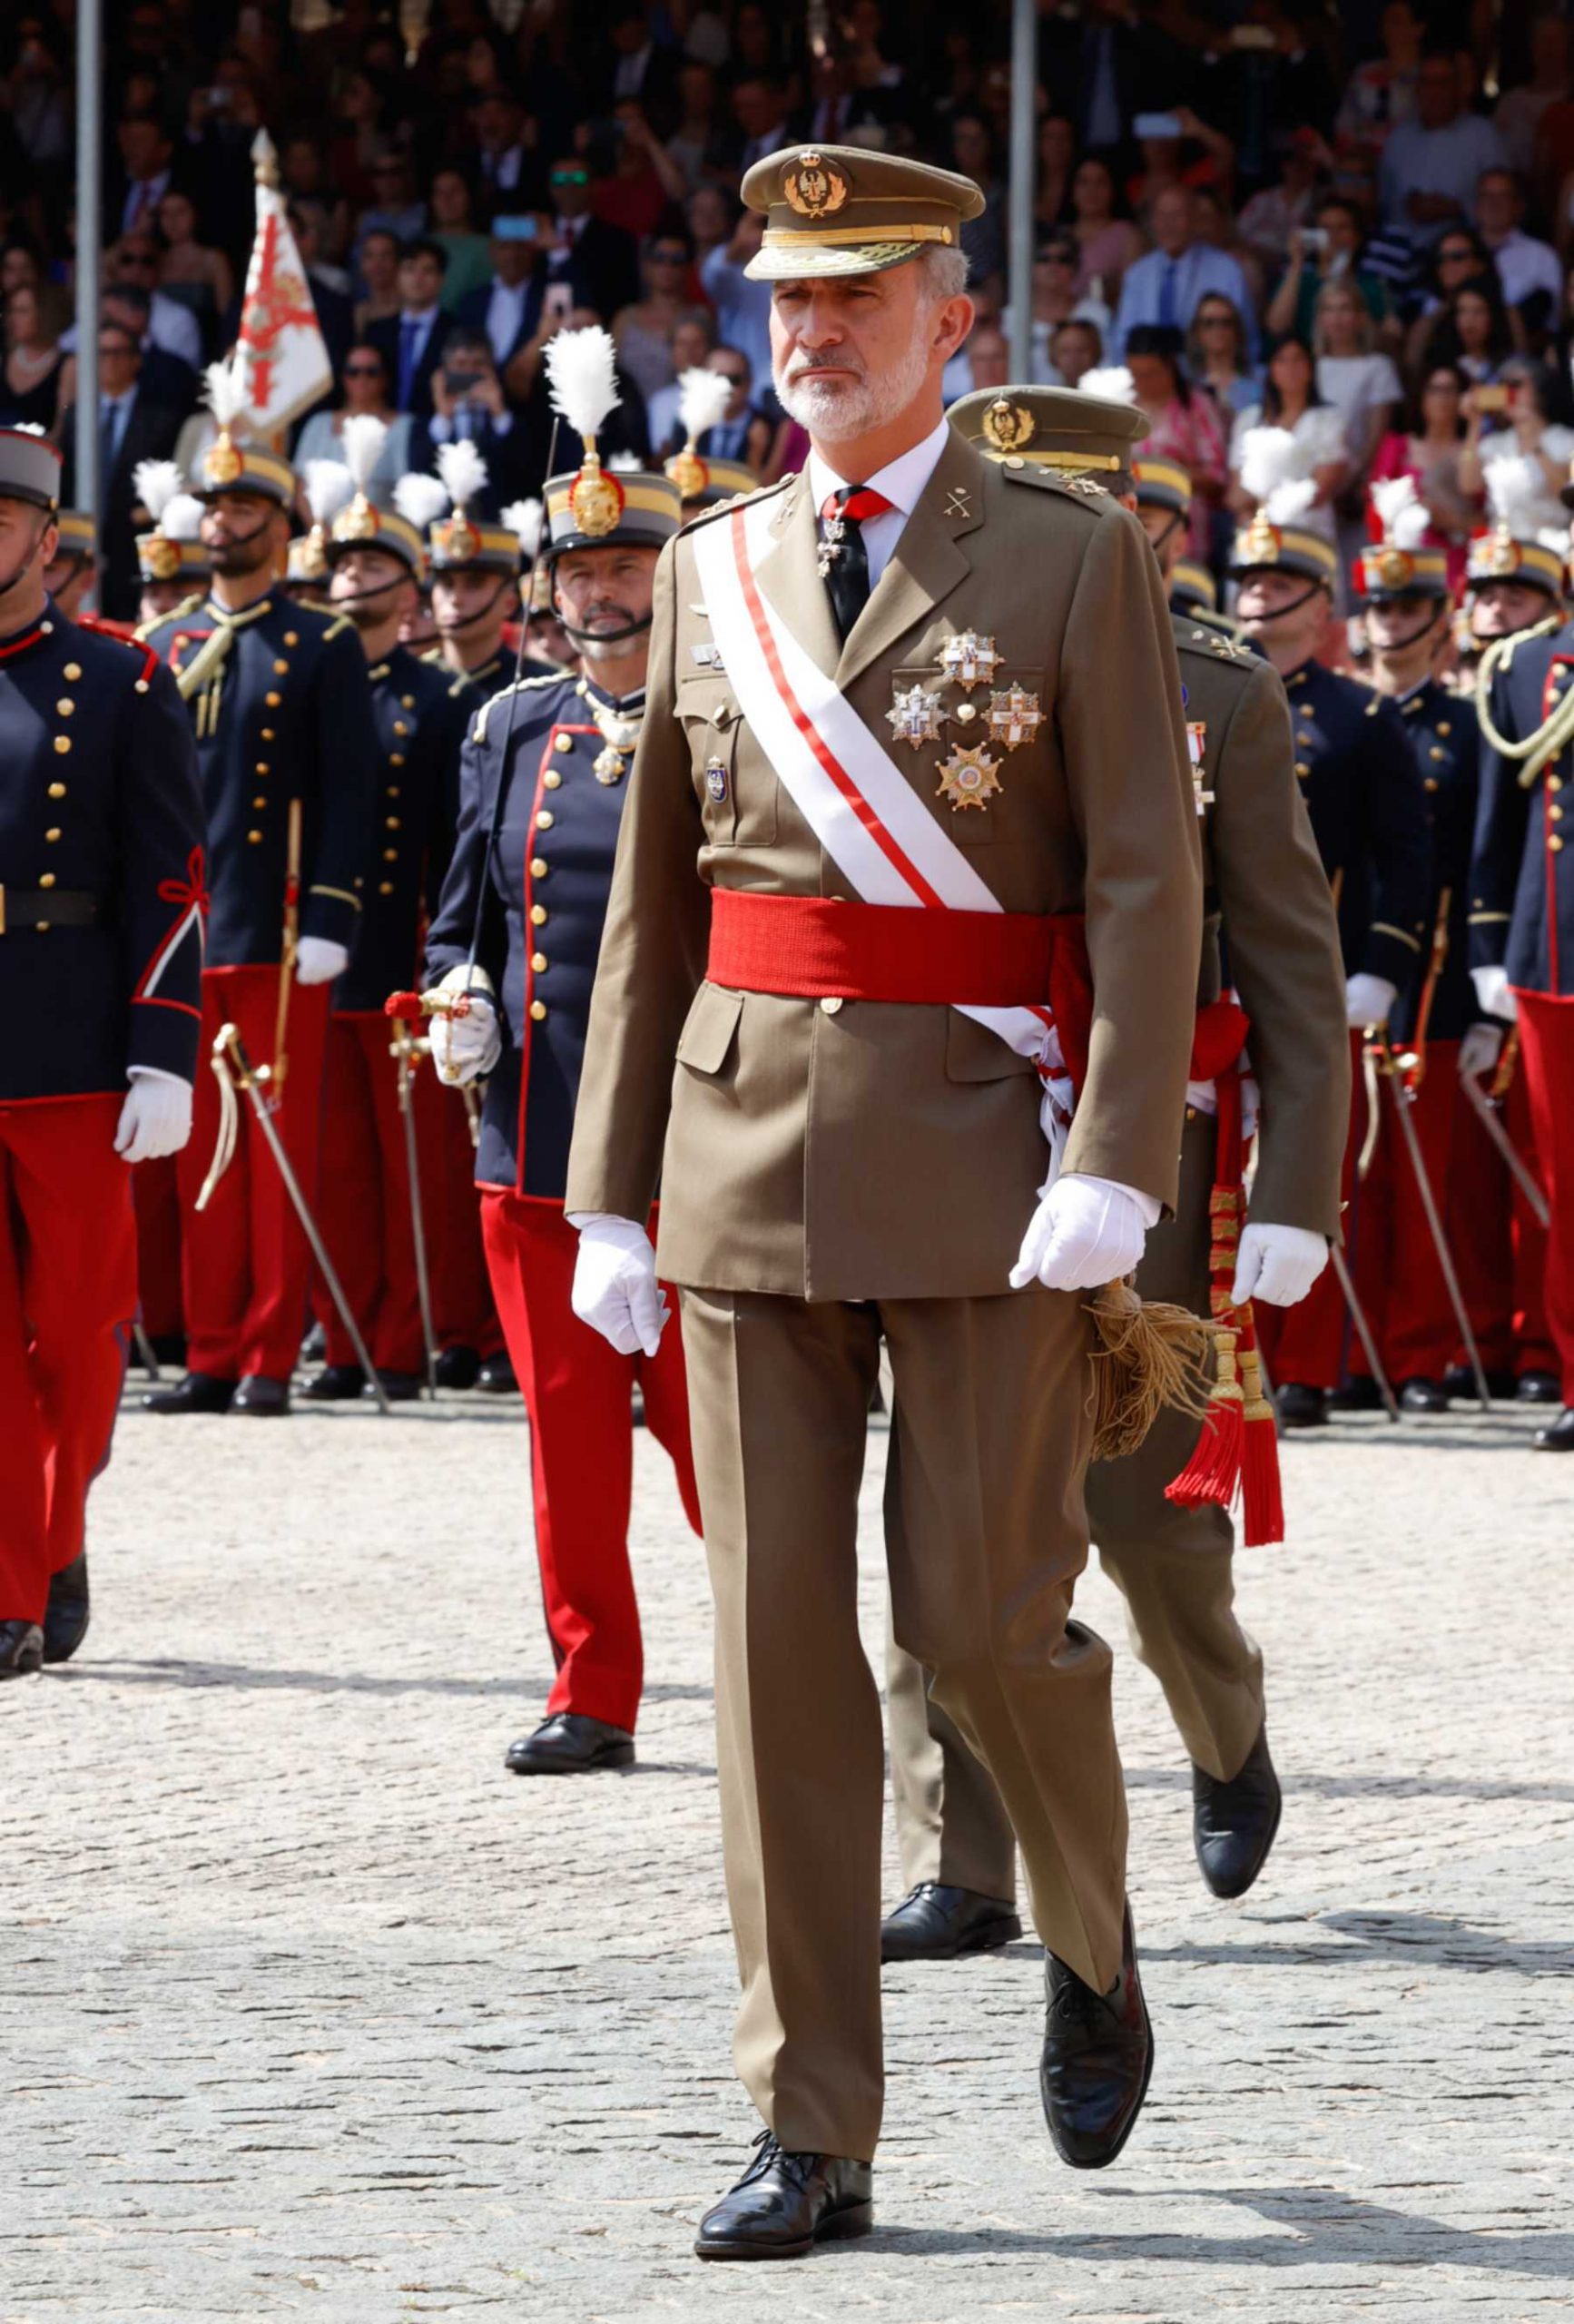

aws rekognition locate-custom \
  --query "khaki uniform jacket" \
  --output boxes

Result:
[566,429,1204,1299]
[1176,617,1350,1240]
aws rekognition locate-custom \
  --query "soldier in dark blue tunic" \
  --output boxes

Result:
[0,428,205,1679]
[423,417,702,1777]
[301,443,473,1401]
[1471,479,1574,1449]
[140,415,377,1416]
[1226,502,1433,1423]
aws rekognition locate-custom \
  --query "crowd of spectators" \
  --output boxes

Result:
[5,2,1574,615]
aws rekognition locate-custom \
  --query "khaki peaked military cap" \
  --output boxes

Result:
[741,144,985,281]
[949,384,1145,478]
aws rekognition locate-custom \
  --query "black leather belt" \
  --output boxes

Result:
[0,887,103,934]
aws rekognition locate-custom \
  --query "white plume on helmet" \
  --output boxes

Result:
[1238,424,1319,526]
[1370,474,1430,553]
[162,492,205,542]
[676,364,732,443]
[434,438,488,513]
[392,472,451,531]
[606,450,644,473]
[201,359,249,433]
[133,458,184,521]
[1484,453,1546,541]
[339,414,389,497]
[501,497,545,559]
[302,458,353,527]
[1077,365,1136,406]
[543,325,620,440]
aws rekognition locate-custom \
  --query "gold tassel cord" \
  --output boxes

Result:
[1085,1279,1217,1464]
[1475,619,1574,788]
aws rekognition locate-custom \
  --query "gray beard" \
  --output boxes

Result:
[774,331,932,446]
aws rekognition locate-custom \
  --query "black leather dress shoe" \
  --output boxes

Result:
[1399,1376,1450,1414]
[304,1364,365,1401]
[1518,1370,1563,1405]
[369,1370,423,1402]
[232,1374,290,1416]
[1325,1376,1381,1412]
[435,1344,480,1390]
[1444,1364,1517,1402]
[149,1333,187,1368]
[476,1352,517,1394]
[880,1881,1022,1962]
[0,1621,44,1679]
[694,2131,873,2260]
[43,1553,90,1664]
[1533,1405,1574,1451]
[1276,1382,1326,1427]
[143,1370,236,1415]
[1194,1725,1282,1899]
[504,1712,635,1774]
[1040,1905,1153,2169]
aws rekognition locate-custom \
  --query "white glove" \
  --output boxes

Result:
[569,1214,668,1356]
[1458,1022,1504,1080]
[1009,1173,1156,1293]
[425,963,502,1086]
[1345,971,1397,1029]
[296,936,349,986]
[1471,964,1518,1023]
[114,1068,193,1164]
[1231,1221,1327,1308]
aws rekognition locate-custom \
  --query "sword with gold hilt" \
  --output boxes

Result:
[196,1020,392,1415]
[271,798,303,1098]
[384,993,443,1401]
[1392,885,1451,1096]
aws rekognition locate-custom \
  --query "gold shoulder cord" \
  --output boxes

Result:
[1474,615,1574,789]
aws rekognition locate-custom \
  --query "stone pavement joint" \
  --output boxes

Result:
[1,1394,1569,2320]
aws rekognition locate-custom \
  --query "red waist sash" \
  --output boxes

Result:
[706,889,1097,1084]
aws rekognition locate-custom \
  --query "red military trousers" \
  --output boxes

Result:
[1350,1038,1461,1384]
[1514,990,1574,1402]
[176,965,330,1384]
[0,1096,136,1620]
[311,1011,443,1375]
[1449,1049,1556,1381]
[480,1195,702,1732]
[1258,1029,1369,1391]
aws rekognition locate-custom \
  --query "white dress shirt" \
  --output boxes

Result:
[484,275,529,366]
[806,415,951,592]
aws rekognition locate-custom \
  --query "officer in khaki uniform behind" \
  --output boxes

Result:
[883,392,1349,1966]
[560,148,1204,2259]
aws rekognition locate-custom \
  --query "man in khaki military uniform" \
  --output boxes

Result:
[562,149,1204,2260]
[883,389,1349,1966]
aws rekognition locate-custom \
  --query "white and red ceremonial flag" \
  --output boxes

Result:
[232,130,331,437]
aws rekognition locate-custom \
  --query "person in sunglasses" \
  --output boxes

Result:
[294,344,416,495]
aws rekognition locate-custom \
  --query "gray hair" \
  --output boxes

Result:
[919,243,970,304]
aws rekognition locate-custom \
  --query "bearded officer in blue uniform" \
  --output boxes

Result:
[422,409,702,1776]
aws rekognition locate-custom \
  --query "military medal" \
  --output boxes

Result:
[705,756,728,802]
[816,512,846,578]
[1186,720,1213,814]
[935,742,1003,811]
[575,678,644,785]
[987,684,1042,751]
[936,630,1003,691]
[886,683,946,750]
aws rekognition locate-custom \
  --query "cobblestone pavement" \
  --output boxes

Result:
[3,1383,1571,2323]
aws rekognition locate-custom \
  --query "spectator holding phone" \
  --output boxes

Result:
[1458,358,1574,535]
[295,341,413,495]
[1264,199,1397,347]
[422,329,528,501]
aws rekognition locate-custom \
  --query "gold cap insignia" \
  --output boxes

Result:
[1242,509,1279,564]
[783,151,850,220]
[143,534,181,581]
[437,511,482,563]
[204,433,243,487]
[936,742,1003,812]
[296,526,330,580]
[665,446,709,500]
[568,451,625,538]
[981,398,1035,455]
[334,493,379,544]
[1377,547,1412,588]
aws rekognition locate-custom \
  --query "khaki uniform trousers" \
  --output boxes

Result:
[888,1114,1267,1904]
[679,1277,1127,2164]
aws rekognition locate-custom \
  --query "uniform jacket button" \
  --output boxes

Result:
[531,903,548,925]
[530,857,548,878]
[536,810,554,829]
[530,999,547,1020]
[544,770,562,789]
[820,995,843,1015]
[531,950,548,972]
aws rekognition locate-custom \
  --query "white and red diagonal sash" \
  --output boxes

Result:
[692,497,1074,1161]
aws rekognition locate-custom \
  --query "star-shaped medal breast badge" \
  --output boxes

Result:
[936,629,1004,691]
[936,742,1003,812]
[886,682,946,750]
[987,684,1043,751]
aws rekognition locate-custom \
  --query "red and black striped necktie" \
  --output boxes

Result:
[820,485,893,640]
